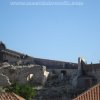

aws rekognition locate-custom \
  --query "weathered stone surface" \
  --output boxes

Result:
[0,74,11,86]
[0,64,49,86]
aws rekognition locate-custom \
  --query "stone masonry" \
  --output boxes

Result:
[0,63,49,86]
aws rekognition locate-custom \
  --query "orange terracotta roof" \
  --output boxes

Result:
[73,83,100,100]
[0,92,25,100]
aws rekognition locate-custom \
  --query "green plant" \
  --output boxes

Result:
[7,83,36,100]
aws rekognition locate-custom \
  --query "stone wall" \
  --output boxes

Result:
[0,64,49,86]
[85,64,100,82]
[0,74,11,86]
[48,69,77,78]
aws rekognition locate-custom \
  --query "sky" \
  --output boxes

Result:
[0,0,100,63]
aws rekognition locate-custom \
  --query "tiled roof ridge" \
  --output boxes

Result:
[0,92,25,100]
[73,83,100,100]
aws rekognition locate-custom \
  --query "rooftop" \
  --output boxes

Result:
[0,92,25,100]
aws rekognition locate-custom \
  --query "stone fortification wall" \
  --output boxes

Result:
[48,69,77,77]
[0,63,49,86]
[84,64,100,82]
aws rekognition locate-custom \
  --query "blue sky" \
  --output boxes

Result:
[0,0,100,63]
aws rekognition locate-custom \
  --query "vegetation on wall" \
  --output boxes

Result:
[6,83,37,100]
